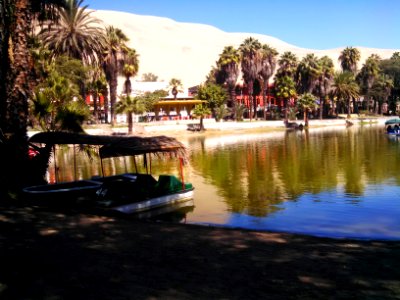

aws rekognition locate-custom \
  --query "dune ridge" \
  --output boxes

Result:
[92,9,399,88]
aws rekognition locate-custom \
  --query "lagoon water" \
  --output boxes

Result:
[51,125,400,240]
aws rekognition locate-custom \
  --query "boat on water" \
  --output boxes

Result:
[385,118,400,135]
[23,132,194,214]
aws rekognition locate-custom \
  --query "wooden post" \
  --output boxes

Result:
[179,157,185,190]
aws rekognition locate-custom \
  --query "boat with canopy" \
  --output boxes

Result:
[23,132,194,213]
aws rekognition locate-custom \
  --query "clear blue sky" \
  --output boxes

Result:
[84,0,400,50]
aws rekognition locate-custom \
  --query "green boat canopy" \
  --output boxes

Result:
[385,118,400,125]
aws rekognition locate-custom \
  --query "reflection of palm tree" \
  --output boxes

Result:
[102,26,129,125]
[239,37,262,119]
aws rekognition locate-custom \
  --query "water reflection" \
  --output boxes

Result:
[49,125,400,239]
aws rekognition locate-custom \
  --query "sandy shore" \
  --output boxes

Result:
[0,204,399,300]
[84,116,389,137]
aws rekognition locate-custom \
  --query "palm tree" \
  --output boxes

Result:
[276,51,298,78]
[275,75,297,123]
[316,56,334,119]
[116,95,146,134]
[259,44,278,118]
[39,0,104,66]
[296,53,321,94]
[239,37,262,119]
[297,93,317,127]
[357,54,381,112]
[102,25,129,125]
[217,46,240,109]
[169,78,183,99]
[339,47,361,114]
[332,71,360,118]
[339,47,361,74]
[121,47,139,95]
[0,0,66,191]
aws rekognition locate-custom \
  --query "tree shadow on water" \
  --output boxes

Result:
[0,204,399,300]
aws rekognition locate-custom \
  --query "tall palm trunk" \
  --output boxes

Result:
[109,73,118,126]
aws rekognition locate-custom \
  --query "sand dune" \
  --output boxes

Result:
[92,9,398,89]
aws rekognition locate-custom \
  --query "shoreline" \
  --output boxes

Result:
[81,116,389,137]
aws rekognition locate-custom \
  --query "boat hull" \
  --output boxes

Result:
[103,189,194,214]
[22,180,102,205]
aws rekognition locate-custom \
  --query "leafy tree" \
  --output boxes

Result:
[195,83,227,118]
[217,46,240,108]
[239,37,262,119]
[370,74,394,114]
[39,0,104,66]
[275,75,297,122]
[102,26,129,125]
[31,69,90,132]
[169,78,183,99]
[380,53,400,110]
[116,94,146,134]
[192,104,211,131]
[137,89,168,112]
[332,71,360,118]
[142,73,158,82]
[297,93,318,127]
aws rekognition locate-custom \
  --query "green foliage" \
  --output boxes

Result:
[136,89,168,112]
[195,83,227,109]
[30,60,90,132]
[214,105,230,122]
[233,103,247,121]
[297,93,318,111]
[192,104,211,119]
[275,76,297,100]
[116,94,146,115]
[56,100,90,132]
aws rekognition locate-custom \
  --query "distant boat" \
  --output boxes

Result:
[385,118,400,135]
[23,132,194,214]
